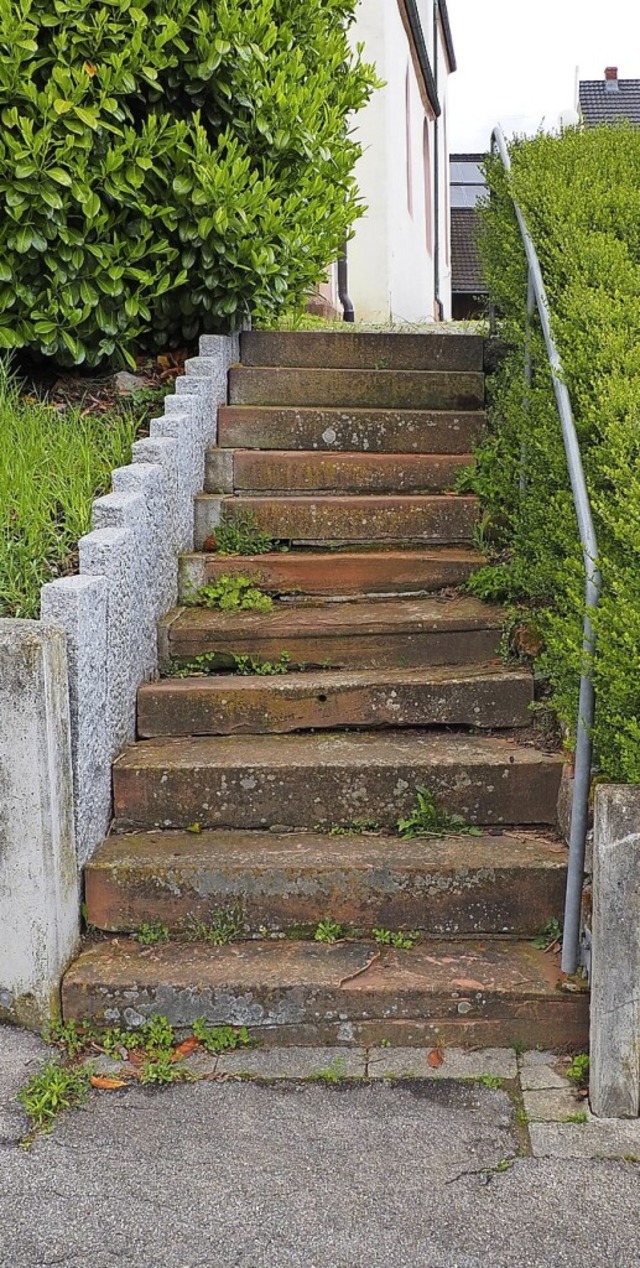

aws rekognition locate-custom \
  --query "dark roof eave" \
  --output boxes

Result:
[402,0,441,117]
[437,0,457,73]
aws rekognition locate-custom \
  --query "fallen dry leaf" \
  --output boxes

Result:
[427,1048,444,1068]
[90,1075,127,1090]
[172,1037,200,1060]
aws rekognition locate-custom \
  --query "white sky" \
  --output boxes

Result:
[446,0,640,151]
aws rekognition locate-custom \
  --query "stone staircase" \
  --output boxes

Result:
[62,331,588,1050]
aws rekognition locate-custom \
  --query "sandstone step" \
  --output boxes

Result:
[138,666,532,738]
[207,450,472,494]
[159,596,505,670]
[194,494,480,549]
[217,406,485,454]
[85,828,566,936]
[229,367,485,411]
[62,938,588,1050]
[179,548,483,600]
[240,330,484,372]
[112,732,564,831]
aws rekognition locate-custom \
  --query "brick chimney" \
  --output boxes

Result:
[605,66,619,93]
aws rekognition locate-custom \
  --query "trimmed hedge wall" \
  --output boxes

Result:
[470,124,640,783]
[0,0,376,365]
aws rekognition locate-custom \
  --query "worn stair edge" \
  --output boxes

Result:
[229,367,485,411]
[61,938,589,1052]
[206,450,474,495]
[159,595,505,670]
[240,331,485,372]
[178,548,484,600]
[137,666,533,737]
[217,406,486,454]
[194,493,480,550]
[112,731,565,831]
[85,828,567,936]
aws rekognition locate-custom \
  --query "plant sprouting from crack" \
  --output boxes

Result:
[314,918,344,944]
[191,1020,251,1053]
[188,574,273,614]
[372,928,420,950]
[186,904,245,946]
[397,787,482,840]
[18,1061,91,1140]
[136,920,170,946]
[209,508,274,557]
[232,651,291,676]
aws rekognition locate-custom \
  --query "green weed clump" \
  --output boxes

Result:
[0,368,143,617]
[191,574,273,614]
[18,1061,91,1135]
[474,124,640,781]
[0,0,377,365]
[397,787,481,840]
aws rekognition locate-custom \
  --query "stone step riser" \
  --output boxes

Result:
[112,735,563,832]
[178,550,483,600]
[240,331,485,372]
[194,495,480,549]
[61,940,589,1051]
[205,450,473,495]
[217,406,486,454]
[85,832,566,936]
[137,670,532,738]
[229,367,485,411]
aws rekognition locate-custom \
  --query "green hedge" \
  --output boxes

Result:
[0,0,376,366]
[470,124,640,783]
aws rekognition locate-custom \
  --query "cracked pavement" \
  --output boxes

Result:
[1,1024,639,1267]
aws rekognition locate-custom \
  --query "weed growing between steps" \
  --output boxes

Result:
[136,920,170,946]
[186,904,245,946]
[164,650,292,677]
[205,508,274,557]
[397,787,482,840]
[186,575,274,614]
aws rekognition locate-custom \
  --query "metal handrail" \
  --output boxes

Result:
[491,125,602,975]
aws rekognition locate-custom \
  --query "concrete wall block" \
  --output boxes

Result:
[205,448,234,493]
[175,374,214,448]
[40,576,109,865]
[150,410,199,549]
[132,435,181,571]
[0,620,79,1026]
[91,489,153,689]
[112,462,172,663]
[79,526,136,750]
[590,784,640,1119]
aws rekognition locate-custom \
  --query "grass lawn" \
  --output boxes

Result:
[0,366,150,619]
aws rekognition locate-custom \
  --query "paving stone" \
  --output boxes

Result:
[523,1088,585,1122]
[530,1119,640,1160]
[522,1049,562,1066]
[367,1046,517,1079]
[520,1064,569,1090]
[216,1046,366,1079]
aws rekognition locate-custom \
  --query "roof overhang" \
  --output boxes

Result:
[437,0,457,74]
[397,0,441,118]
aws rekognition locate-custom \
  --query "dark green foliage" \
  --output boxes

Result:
[0,0,377,366]
[473,125,640,782]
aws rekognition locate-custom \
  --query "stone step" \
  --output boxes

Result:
[138,666,532,738]
[179,548,483,600]
[206,450,473,494]
[217,406,485,454]
[62,938,589,1051]
[84,828,566,937]
[112,731,564,831]
[229,367,485,411]
[240,330,485,372]
[159,596,505,670]
[194,494,480,549]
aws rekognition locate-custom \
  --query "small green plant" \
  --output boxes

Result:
[397,787,482,840]
[43,1018,96,1059]
[314,1057,347,1083]
[187,905,245,946]
[192,1021,251,1054]
[566,1053,590,1089]
[190,574,273,614]
[477,1074,505,1090]
[18,1061,91,1137]
[494,1157,515,1174]
[566,1111,588,1124]
[136,921,170,947]
[533,918,563,951]
[314,918,344,944]
[138,1054,192,1086]
[139,1016,176,1054]
[166,653,220,678]
[213,509,274,557]
[232,651,291,676]
[328,817,381,837]
[372,928,420,950]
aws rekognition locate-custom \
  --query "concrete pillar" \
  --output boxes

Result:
[0,621,79,1027]
[590,784,640,1118]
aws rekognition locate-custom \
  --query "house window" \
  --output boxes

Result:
[405,65,414,217]
[423,119,433,256]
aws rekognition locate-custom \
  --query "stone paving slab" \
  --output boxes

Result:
[522,1048,561,1066]
[523,1087,586,1123]
[367,1046,518,1080]
[530,1119,640,1160]
[216,1046,367,1079]
[520,1063,568,1090]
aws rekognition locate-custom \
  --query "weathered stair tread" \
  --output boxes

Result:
[138,665,533,737]
[217,405,486,454]
[219,451,473,494]
[112,731,564,830]
[62,938,588,1053]
[179,547,484,599]
[240,330,485,372]
[195,493,480,548]
[85,828,567,936]
[229,367,484,411]
[160,594,505,668]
